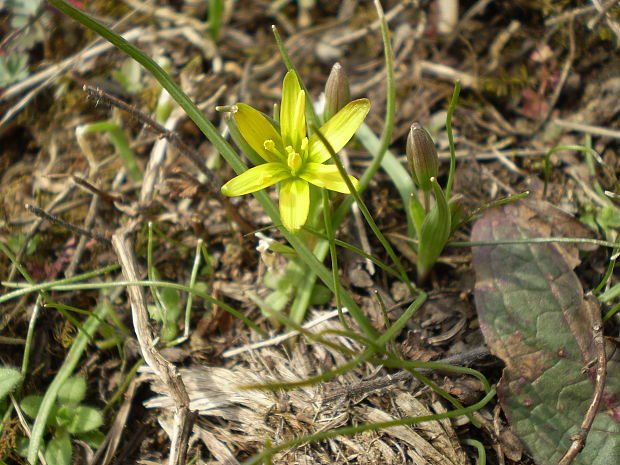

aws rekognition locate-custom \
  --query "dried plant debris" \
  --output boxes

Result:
[143,322,472,464]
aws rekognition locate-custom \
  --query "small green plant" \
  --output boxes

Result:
[0,0,48,87]
[17,376,104,465]
[406,117,462,281]
[148,284,183,342]
[0,367,23,405]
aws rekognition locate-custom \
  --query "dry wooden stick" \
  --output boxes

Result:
[323,346,491,402]
[25,204,111,245]
[112,223,197,465]
[557,294,607,465]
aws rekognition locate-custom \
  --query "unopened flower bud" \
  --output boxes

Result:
[324,62,351,121]
[406,122,439,192]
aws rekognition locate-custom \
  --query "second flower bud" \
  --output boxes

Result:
[406,122,439,193]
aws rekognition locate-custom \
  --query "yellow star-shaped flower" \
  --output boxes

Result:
[221,71,370,232]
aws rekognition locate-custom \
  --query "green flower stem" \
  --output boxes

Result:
[49,0,377,339]
[444,81,460,199]
[321,189,346,327]
[27,301,110,464]
[279,1,405,321]
[450,237,620,249]
[208,0,224,41]
[594,236,620,294]
[301,226,402,279]
[467,191,530,219]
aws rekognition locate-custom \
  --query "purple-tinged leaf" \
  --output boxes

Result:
[472,201,619,465]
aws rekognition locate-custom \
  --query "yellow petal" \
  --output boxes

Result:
[234,103,284,163]
[299,163,359,193]
[221,163,291,196]
[308,98,370,163]
[279,178,309,233]
[280,71,306,151]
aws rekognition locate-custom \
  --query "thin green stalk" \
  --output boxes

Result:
[335,0,396,222]
[2,278,267,337]
[147,222,166,328]
[0,242,94,343]
[321,189,346,328]
[242,292,427,391]
[208,0,224,41]
[594,236,620,294]
[603,302,619,321]
[21,297,41,378]
[599,281,620,304]
[27,301,110,464]
[444,81,460,198]
[464,439,487,465]
[301,226,402,279]
[450,237,620,249]
[355,123,416,234]
[467,191,530,220]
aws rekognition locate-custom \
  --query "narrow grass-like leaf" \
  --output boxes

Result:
[444,81,460,198]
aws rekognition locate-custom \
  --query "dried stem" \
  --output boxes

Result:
[557,294,607,465]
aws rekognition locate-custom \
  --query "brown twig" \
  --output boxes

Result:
[25,203,111,245]
[71,175,126,203]
[323,346,491,402]
[111,223,197,465]
[557,294,607,465]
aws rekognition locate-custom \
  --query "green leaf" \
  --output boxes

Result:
[417,179,451,279]
[0,367,22,401]
[65,406,103,434]
[15,436,30,457]
[44,430,72,465]
[21,395,44,419]
[310,283,332,305]
[264,291,290,313]
[160,287,180,310]
[471,202,620,465]
[75,429,105,448]
[58,377,87,405]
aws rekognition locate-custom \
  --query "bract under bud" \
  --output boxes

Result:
[448,194,466,234]
[324,62,351,121]
[406,123,439,192]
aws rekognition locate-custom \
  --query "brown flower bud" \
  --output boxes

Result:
[406,122,439,192]
[324,62,351,121]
